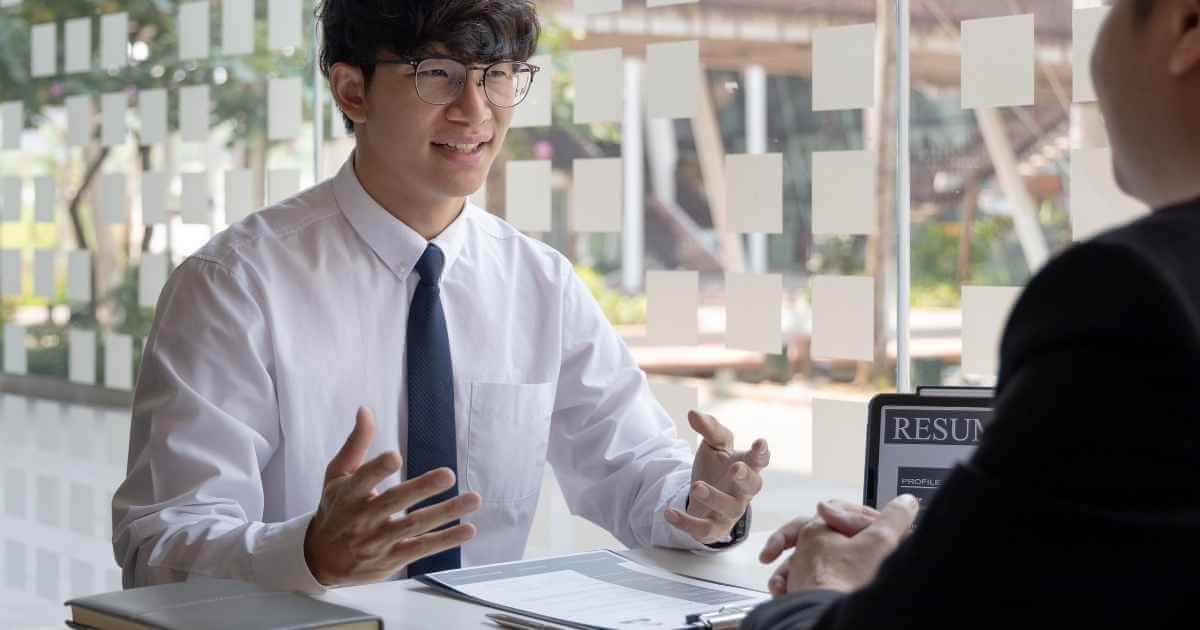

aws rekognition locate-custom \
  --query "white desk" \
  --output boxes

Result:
[319,532,777,628]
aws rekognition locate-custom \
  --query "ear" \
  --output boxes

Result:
[329,63,368,128]
[1167,0,1200,77]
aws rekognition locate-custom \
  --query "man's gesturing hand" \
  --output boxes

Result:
[303,407,481,587]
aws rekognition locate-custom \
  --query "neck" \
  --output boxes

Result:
[351,149,463,241]
[1139,153,1200,211]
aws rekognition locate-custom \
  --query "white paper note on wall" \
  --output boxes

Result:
[574,0,621,14]
[961,285,1022,378]
[31,23,56,78]
[101,92,127,147]
[961,15,1035,109]
[812,398,868,487]
[34,176,55,223]
[510,55,552,128]
[1073,7,1109,104]
[104,333,133,391]
[64,18,92,75]
[813,150,877,236]
[269,0,302,51]
[67,251,91,302]
[225,169,256,224]
[100,13,129,70]
[33,250,55,299]
[1,101,21,150]
[1069,147,1148,241]
[647,0,698,6]
[647,270,699,346]
[223,0,255,55]
[138,88,167,146]
[647,41,699,120]
[649,381,699,449]
[69,329,97,385]
[179,2,210,60]
[179,85,210,144]
[811,275,874,362]
[3,324,27,375]
[66,96,93,147]
[572,158,622,233]
[100,173,126,225]
[180,172,210,225]
[726,272,783,354]
[1,249,22,297]
[267,169,300,205]
[813,24,876,111]
[268,77,303,141]
[138,253,168,308]
[1,177,20,221]
[140,171,168,225]
[725,153,783,234]
[573,49,624,124]
[505,160,552,232]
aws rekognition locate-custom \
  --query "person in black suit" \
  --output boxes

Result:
[743,0,1200,627]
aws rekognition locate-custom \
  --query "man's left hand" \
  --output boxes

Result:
[665,411,769,545]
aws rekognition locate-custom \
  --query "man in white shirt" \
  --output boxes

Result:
[113,0,770,593]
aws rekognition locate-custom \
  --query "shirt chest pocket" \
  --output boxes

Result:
[464,381,556,503]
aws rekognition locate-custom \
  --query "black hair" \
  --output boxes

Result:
[1133,0,1155,24]
[317,0,541,132]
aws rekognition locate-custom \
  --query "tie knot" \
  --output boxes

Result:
[415,244,445,286]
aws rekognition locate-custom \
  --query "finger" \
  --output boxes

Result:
[345,451,404,499]
[665,507,728,545]
[363,468,462,525]
[863,494,920,546]
[687,411,734,452]
[689,481,747,523]
[325,407,376,484]
[741,439,771,472]
[817,501,878,537]
[363,491,482,554]
[728,461,763,498]
[768,561,791,596]
[824,499,880,519]
[389,523,477,568]
[758,518,808,563]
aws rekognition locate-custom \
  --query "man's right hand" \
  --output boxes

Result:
[303,406,481,587]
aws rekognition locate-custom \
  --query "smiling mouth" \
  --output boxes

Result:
[433,141,488,154]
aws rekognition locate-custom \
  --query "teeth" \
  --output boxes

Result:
[440,143,481,153]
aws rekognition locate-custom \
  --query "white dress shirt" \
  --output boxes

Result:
[113,157,737,595]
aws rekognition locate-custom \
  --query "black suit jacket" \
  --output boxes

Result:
[743,198,1200,629]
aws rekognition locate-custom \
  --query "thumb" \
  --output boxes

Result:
[324,406,375,484]
[864,494,919,544]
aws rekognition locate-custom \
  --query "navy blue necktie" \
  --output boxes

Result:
[404,244,461,577]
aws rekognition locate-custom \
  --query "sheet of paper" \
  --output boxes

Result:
[1,177,20,221]
[178,1,210,60]
[961,285,1021,378]
[180,171,210,225]
[647,0,698,6]
[66,95,93,147]
[813,24,876,111]
[179,85,210,144]
[811,275,874,362]
[223,0,255,55]
[64,17,92,74]
[69,329,97,385]
[3,324,27,375]
[812,398,868,487]
[224,169,256,224]
[31,23,56,78]
[572,158,622,233]
[269,0,302,51]
[268,169,300,205]
[1069,148,1148,241]
[138,88,167,146]
[505,160,552,232]
[1,100,21,150]
[139,253,168,308]
[100,173,126,225]
[35,476,61,527]
[67,250,91,302]
[104,333,133,391]
[510,55,552,128]
[100,13,129,70]
[647,41,699,119]
[1073,7,1108,104]
[140,171,168,225]
[647,270,699,346]
[812,150,877,235]
[268,77,303,141]
[961,14,1035,109]
[573,48,623,124]
[34,176,54,222]
[574,0,621,14]
[649,381,699,449]
[725,153,782,234]
[101,92,127,147]
[1,249,21,297]
[33,250,55,299]
[726,272,783,354]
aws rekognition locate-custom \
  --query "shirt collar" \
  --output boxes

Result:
[332,155,472,283]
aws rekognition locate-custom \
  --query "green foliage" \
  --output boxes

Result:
[574,264,646,326]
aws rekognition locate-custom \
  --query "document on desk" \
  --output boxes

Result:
[416,550,770,629]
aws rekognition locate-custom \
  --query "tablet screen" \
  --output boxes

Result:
[875,405,992,513]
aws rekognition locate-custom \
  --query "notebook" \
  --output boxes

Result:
[64,579,382,630]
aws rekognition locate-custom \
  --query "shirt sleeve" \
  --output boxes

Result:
[111,256,326,594]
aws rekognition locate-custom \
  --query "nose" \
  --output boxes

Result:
[445,68,493,126]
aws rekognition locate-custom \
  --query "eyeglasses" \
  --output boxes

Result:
[376,57,541,109]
